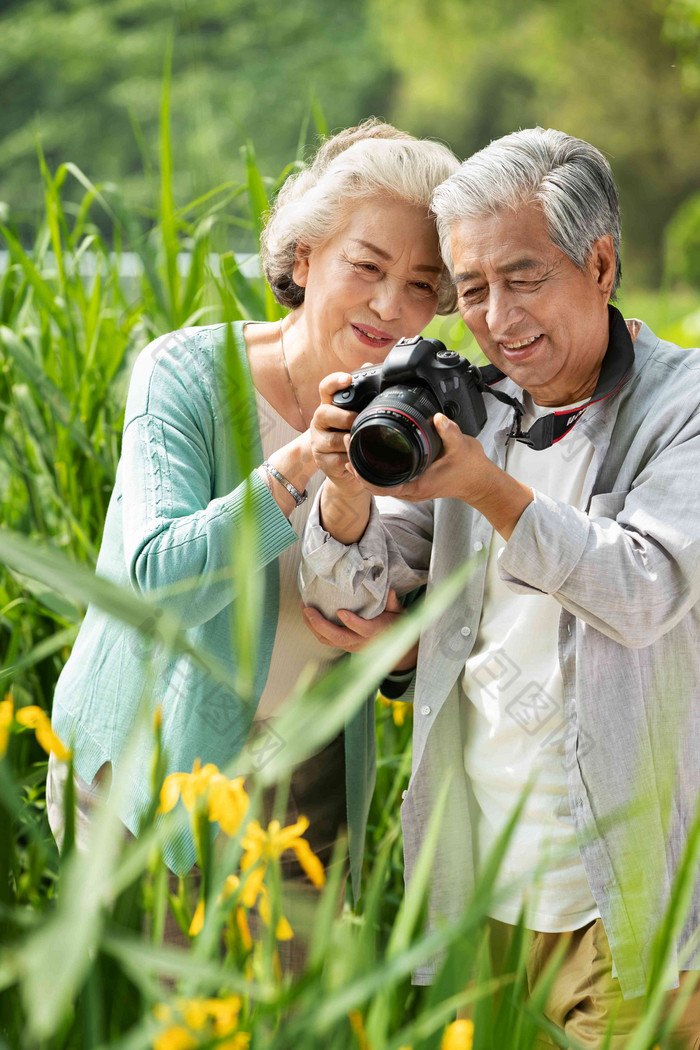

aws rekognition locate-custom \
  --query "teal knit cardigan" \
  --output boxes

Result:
[51,322,376,900]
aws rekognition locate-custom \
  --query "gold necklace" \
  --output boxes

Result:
[279,319,307,430]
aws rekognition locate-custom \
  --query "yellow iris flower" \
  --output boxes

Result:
[159,762,324,944]
[1,695,71,761]
[153,1026,198,1050]
[158,759,249,837]
[153,995,246,1050]
[189,865,293,941]
[0,695,14,758]
[377,693,413,727]
[207,775,251,836]
[217,1036,250,1050]
[188,899,206,937]
[240,816,326,889]
[440,1019,474,1050]
[348,1010,369,1049]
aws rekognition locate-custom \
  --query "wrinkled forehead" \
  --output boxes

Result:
[448,204,558,278]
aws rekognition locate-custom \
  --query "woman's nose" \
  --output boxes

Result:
[369,277,403,321]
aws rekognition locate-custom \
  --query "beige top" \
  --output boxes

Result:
[254,388,342,719]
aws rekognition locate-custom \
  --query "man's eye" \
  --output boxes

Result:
[510,279,541,291]
[460,287,485,302]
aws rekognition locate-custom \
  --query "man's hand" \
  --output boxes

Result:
[355,413,534,542]
[302,588,418,672]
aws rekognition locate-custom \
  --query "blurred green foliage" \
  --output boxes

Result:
[369,0,700,288]
[2,0,700,286]
[0,0,392,249]
[665,191,700,288]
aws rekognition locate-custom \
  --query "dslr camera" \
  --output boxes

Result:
[332,335,487,487]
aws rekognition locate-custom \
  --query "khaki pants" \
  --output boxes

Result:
[488,917,700,1049]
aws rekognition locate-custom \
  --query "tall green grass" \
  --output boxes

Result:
[1,79,699,1050]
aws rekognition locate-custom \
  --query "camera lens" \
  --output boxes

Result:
[352,423,419,481]
[348,385,442,486]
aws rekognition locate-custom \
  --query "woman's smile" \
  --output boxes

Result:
[350,322,395,349]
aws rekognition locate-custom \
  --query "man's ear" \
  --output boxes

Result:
[590,234,616,302]
[292,243,311,288]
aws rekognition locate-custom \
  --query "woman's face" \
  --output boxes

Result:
[292,196,444,372]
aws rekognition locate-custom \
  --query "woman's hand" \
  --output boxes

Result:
[310,371,374,543]
[309,372,364,493]
[301,588,418,671]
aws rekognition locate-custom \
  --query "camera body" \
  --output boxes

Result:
[332,335,487,486]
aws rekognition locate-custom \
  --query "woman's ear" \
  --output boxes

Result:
[292,243,311,288]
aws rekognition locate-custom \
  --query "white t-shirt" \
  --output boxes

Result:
[254,390,342,719]
[462,392,601,931]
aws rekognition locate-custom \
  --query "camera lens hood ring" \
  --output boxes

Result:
[349,415,427,487]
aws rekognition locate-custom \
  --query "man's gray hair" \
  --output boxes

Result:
[432,127,622,297]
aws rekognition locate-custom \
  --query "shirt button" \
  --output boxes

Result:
[460,626,471,637]
[420,705,431,716]
[473,541,484,552]
[401,790,408,800]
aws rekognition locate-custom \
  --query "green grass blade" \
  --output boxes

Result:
[0,325,112,473]
[158,35,179,325]
[309,89,329,138]
[0,527,239,698]
[0,225,68,336]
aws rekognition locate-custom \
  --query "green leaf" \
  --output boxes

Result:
[0,225,68,336]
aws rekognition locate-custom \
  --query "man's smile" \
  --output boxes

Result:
[499,333,545,361]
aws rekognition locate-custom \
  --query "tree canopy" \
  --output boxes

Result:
[2,0,699,286]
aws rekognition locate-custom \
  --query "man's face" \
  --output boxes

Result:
[450,202,615,406]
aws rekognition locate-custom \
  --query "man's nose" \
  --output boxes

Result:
[485,287,519,335]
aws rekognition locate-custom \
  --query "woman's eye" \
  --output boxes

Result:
[411,281,437,297]
[353,261,381,274]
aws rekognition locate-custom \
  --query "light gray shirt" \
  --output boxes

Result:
[299,319,700,998]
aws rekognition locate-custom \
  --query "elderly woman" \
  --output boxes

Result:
[46,120,458,926]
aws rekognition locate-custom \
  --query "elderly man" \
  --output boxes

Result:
[300,127,700,1046]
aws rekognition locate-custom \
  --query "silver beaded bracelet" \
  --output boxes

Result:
[261,461,308,507]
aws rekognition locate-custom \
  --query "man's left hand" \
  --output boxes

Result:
[302,588,418,671]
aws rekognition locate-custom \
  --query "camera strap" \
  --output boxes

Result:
[478,305,635,451]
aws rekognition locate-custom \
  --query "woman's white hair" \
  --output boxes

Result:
[432,127,622,298]
[261,119,460,315]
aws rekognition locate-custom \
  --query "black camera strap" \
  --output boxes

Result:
[477,305,635,451]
